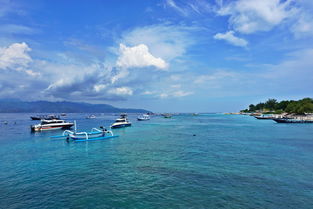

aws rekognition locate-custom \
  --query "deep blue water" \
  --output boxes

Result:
[0,113,313,209]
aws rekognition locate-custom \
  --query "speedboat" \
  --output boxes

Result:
[51,126,118,142]
[111,113,131,128]
[137,114,150,121]
[31,119,74,131]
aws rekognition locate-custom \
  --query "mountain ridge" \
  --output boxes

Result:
[0,99,149,113]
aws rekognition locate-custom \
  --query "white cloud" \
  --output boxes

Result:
[165,0,212,16]
[170,84,181,88]
[93,84,107,92]
[214,31,248,47]
[0,42,34,73]
[157,90,193,99]
[111,68,129,84]
[217,0,293,34]
[159,90,193,99]
[194,71,237,84]
[159,93,169,99]
[142,90,155,95]
[172,90,193,97]
[165,0,188,16]
[108,87,133,96]
[116,44,168,69]
[120,24,196,61]
[290,0,313,37]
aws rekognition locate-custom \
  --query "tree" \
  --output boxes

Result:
[264,99,277,110]
[249,104,255,111]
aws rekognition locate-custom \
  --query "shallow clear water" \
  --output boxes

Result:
[0,113,313,208]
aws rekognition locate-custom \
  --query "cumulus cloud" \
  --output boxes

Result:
[116,44,168,69]
[214,31,248,47]
[120,24,196,61]
[0,42,38,76]
[108,87,133,96]
[217,0,293,34]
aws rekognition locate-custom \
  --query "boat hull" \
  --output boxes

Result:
[70,131,104,140]
[30,116,42,120]
[137,118,149,121]
[31,124,73,132]
[273,118,313,123]
[73,135,118,142]
[111,123,132,129]
[255,116,274,120]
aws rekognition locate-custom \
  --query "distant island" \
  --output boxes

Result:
[0,99,149,113]
[241,98,313,114]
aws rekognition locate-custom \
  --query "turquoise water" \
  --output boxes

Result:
[0,113,313,208]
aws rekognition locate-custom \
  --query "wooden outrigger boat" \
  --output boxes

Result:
[51,121,118,142]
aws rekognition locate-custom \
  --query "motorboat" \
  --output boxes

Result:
[31,119,74,131]
[30,114,60,120]
[51,125,118,142]
[86,114,96,119]
[254,115,275,120]
[273,118,313,123]
[111,113,131,128]
[137,114,150,121]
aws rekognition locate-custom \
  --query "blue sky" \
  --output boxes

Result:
[0,0,313,112]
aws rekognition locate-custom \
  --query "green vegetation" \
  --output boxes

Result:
[241,98,313,114]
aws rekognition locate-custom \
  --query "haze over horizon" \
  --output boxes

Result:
[0,0,312,112]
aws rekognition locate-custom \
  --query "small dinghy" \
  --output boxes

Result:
[51,122,118,142]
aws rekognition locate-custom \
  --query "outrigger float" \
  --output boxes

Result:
[51,122,118,142]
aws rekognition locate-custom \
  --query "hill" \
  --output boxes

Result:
[0,99,149,113]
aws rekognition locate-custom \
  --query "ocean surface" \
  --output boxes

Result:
[0,113,313,209]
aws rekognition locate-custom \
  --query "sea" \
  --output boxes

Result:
[0,113,312,209]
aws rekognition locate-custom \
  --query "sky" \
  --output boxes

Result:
[0,0,313,112]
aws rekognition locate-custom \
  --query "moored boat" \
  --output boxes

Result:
[31,119,74,131]
[255,115,275,120]
[30,114,60,120]
[86,114,96,119]
[163,113,172,118]
[111,113,131,128]
[51,126,118,142]
[137,114,150,121]
[273,118,313,123]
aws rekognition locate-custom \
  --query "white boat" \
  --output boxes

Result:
[86,114,96,119]
[31,119,74,132]
[111,114,132,128]
[137,114,150,121]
